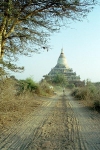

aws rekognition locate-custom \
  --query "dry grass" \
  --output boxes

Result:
[71,85,100,112]
[0,78,43,130]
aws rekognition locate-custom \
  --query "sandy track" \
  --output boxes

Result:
[0,91,100,150]
[67,92,100,150]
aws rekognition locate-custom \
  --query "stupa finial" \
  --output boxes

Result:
[61,48,63,54]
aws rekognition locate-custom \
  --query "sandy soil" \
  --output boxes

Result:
[0,90,100,150]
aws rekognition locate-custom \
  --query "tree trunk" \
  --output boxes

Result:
[0,33,3,59]
[0,16,7,59]
[0,33,5,59]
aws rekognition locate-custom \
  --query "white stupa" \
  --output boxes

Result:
[56,48,69,69]
[43,48,84,86]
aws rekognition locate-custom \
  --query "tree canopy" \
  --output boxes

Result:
[52,74,67,85]
[0,0,96,72]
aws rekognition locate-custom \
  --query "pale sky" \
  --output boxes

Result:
[15,5,100,83]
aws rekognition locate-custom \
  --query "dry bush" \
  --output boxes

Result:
[71,83,100,112]
[39,81,54,96]
[71,88,87,100]
[0,77,54,130]
[0,78,43,129]
[0,78,16,101]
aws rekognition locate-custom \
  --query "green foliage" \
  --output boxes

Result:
[17,78,54,96]
[25,78,39,92]
[17,77,39,94]
[52,74,67,85]
[67,83,75,89]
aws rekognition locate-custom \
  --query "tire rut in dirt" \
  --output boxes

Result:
[0,100,55,150]
[28,95,86,150]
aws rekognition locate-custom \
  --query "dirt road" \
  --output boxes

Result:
[0,91,100,150]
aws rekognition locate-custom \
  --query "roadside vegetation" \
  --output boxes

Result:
[45,74,100,112]
[0,76,54,129]
[71,80,100,112]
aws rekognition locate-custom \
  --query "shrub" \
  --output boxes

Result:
[71,88,79,97]
[17,78,40,94]
[94,100,100,111]
[67,84,75,89]
[71,81,100,112]
[39,80,54,95]
[71,88,88,100]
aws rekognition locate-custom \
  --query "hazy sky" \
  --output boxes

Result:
[15,5,100,82]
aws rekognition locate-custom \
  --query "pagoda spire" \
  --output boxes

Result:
[61,48,63,54]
